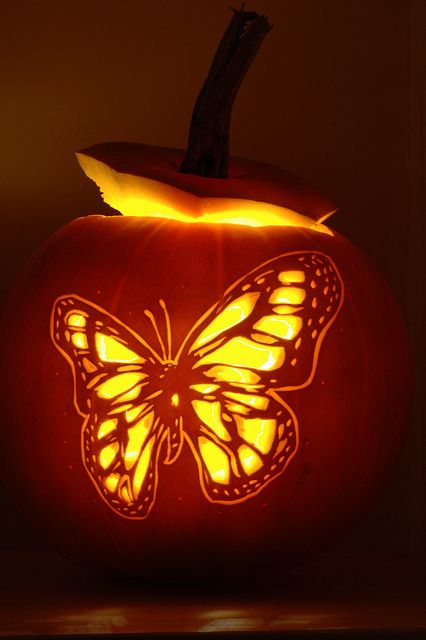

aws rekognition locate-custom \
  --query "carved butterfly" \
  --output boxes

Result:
[51,251,343,519]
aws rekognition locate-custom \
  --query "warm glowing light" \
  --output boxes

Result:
[124,413,153,470]
[192,400,231,441]
[66,312,87,328]
[278,270,306,284]
[125,404,145,422]
[191,292,260,351]
[71,332,88,349]
[190,383,221,394]
[133,436,155,496]
[235,416,276,454]
[253,315,302,340]
[203,365,261,385]
[99,442,119,469]
[268,287,306,305]
[223,391,269,411]
[198,436,230,484]
[104,473,120,492]
[272,304,303,315]
[51,250,344,519]
[96,372,146,399]
[97,418,118,439]
[76,153,333,234]
[196,336,285,371]
[95,333,144,363]
[238,444,263,475]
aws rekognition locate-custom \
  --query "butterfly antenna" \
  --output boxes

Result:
[144,309,167,360]
[159,299,172,360]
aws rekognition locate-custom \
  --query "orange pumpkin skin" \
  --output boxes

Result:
[3,215,410,580]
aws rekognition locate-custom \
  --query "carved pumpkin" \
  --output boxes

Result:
[2,9,410,580]
[3,148,410,578]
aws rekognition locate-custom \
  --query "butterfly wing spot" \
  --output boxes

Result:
[99,442,119,469]
[97,418,118,439]
[190,383,221,394]
[235,416,276,454]
[103,473,120,493]
[238,444,263,475]
[125,403,147,423]
[223,391,269,411]
[268,287,306,305]
[132,435,155,497]
[196,336,285,371]
[95,333,145,363]
[278,270,306,284]
[69,332,88,349]
[124,412,154,470]
[96,372,146,400]
[192,400,232,442]
[251,333,279,345]
[198,436,231,485]
[190,291,261,351]
[253,315,302,341]
[82,357,97,373]
[203,365,261,385]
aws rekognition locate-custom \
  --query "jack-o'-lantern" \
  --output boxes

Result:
[2,9,410,581]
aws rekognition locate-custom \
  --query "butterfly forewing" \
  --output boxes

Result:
[184,251,343,504]
[189,252,343,391]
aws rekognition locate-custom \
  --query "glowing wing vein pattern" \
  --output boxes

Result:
[51,251,344,519]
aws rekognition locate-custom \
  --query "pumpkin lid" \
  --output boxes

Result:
[77,142,335,233]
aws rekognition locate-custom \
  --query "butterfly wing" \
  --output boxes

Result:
[182,251,343,504]
[51,295,169,519]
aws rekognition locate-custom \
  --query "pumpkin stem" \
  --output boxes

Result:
[179,6,272,178]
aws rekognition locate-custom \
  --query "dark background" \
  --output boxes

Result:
[1,0,424,573]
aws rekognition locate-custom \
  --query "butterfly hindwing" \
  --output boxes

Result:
[186,389,298,503]
[51,295,167,518]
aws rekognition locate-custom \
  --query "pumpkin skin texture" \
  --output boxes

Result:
[3,215,410,581]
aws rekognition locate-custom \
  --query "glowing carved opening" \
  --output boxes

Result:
[100,442,119,469]
[66,313,87,328]
[96,333,144,363]
[196,336,285,371]
[96,372,146,399]
[71,332,88,349]
[191,292,260,351]
[203,365,261,385]
[192,400,231,441]
[190,383,221,394]
[104,473,120,492]
[125,404,146,422]
[268,287,306,305]
[124,413,153,470]
[198,436,230,484]
[235,416,276,454]
[132,436,155,497]
[97,418,118,439]
[253,315,302,340]
[278,270,306,284]
[223,392,269,411]
[238,444,263,475]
